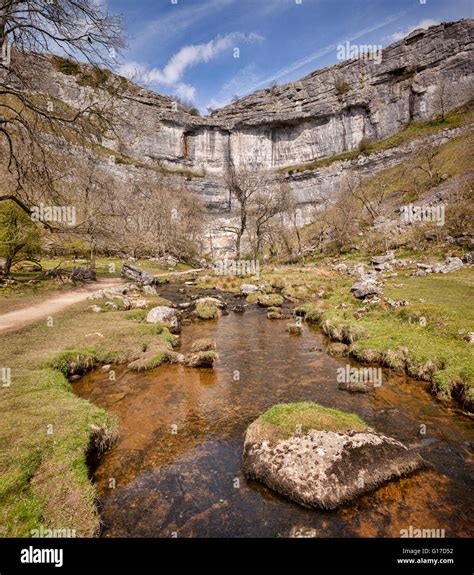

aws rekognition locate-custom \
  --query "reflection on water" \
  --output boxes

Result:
[74,298,474,538]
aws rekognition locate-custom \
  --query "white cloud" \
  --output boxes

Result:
[205,64,261,109]
[146,33,262,86]
[119,32,263,101]
[391,19,439,42]
[118,61,147,81]
[175,83,196,102]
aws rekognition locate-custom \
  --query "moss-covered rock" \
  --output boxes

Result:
[257,293,284,307]
[195,298,220,319]
[185,350,217,368]
[242,402,426,509]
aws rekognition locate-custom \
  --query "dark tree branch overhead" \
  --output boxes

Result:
[0,0,125,217]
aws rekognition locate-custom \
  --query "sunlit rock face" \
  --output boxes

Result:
[29,19,473,177]
[15,19,474,237]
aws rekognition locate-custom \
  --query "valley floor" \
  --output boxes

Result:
[0,253,472,536]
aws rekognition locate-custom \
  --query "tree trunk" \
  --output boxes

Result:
[89,244,96,271]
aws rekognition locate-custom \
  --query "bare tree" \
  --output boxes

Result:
[0,0,124,215]
[223,164,262,258]
[345,174,388,223]
[433,78,448,121]
[249,177,288,257]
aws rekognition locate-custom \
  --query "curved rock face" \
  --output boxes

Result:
[28,20,473,178]
[13,19,474,248]
[242,428,425,509]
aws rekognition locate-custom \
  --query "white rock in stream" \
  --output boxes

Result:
[243,426,425,509]
[146,306,181,334]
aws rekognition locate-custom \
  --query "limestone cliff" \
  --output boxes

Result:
[13,19,474,220]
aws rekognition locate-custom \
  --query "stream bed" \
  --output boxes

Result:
[74,288,474,538]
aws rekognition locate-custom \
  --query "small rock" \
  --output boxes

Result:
[338,381,372,393]
[90,305,102,313]
[146,306,181,334]
[464,332,474,344]
[240,283,259,295]
[185,351,217,368]
[351,281,382,299]
[286,322,302,335]
[143,285,157,295]
[191,338,216,352]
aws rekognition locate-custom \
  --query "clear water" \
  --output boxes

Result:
[74,290,474,538]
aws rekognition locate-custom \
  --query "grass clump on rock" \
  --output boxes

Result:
[243,402,425,510]
[257,293,284,307]
[196,300,219,319]
[250,401,368,443]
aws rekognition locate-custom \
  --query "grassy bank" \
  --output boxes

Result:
[198,259,474,412]
[0,292,175,537]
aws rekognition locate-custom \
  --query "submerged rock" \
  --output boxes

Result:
[191,338,216,352]
[338,380,372,393]
[286,321,302,335]
[185,350,217,368]
[242,402,425,510]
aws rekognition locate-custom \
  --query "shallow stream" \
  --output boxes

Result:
[74,287,474,537]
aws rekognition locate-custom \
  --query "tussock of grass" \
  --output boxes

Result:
[196,300,218,319]
[247,402,368,444]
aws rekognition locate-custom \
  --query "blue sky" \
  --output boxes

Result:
[107,0,473,112]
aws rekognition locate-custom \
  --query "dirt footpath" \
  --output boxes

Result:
[0,279,124,333]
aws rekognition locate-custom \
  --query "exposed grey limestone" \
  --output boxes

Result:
[14,20,474,254]
[240,283,260,295]
[351,280,382,299]
[416,256,464,274]
[146,306,181,334]
[242,427,425,509]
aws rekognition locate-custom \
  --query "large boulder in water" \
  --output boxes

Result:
[242,402,425,510]
[146,306,181,334]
